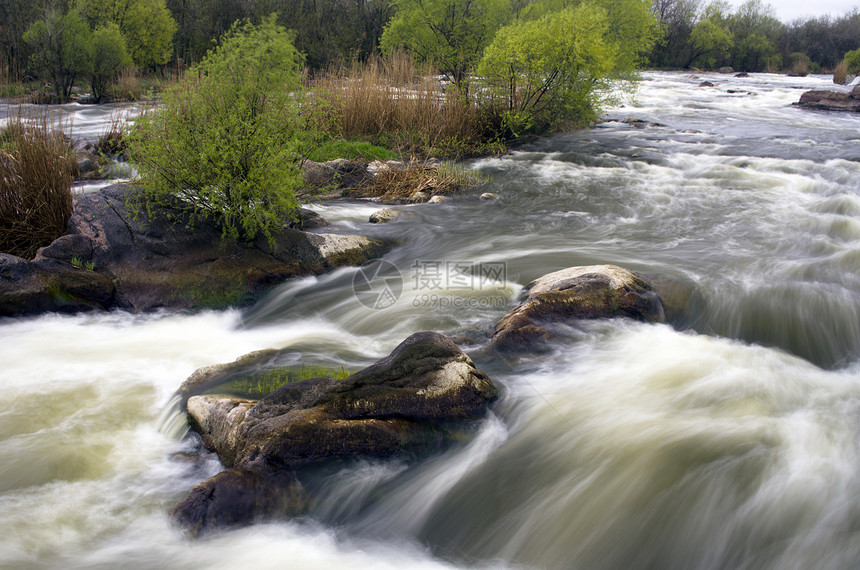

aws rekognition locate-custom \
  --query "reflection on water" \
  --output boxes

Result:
[2,72,860,569]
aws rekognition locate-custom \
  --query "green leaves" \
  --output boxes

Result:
[478,0,657,133]
[381,0,511,85]
[130,16,307,243]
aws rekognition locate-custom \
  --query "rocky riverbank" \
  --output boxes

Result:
[0,184,390,316]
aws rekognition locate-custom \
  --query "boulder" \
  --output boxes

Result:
[480,192,500,201]
[173,332,499,535]
[369,208,400,223]
[0,253,114,315]
[185,331,498,470]
[698,81,715,87]
[428,195,450,204]
[0,184,390,316]
[171,467,309,538]
[794,89,860,112]
[718,67,734,74]
[491,265,664,350]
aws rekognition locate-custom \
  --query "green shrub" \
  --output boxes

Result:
[130,16,310,242]
[219,364,354,399]
[845,48,860,75]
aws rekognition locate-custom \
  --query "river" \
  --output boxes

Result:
[2,71,860,569]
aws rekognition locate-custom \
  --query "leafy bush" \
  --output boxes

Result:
[477,5,617,133]
[0,116,76,259]
[845,48,860,75]
[130,16,309,242]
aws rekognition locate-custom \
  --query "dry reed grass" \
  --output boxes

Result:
[311,52,484,155]
[834,61,848,84]
[347,160,485,202]
[0,113,76,259]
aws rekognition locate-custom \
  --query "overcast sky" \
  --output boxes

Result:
[738,0,859,21]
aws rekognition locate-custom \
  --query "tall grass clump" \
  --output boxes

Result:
[220,364,354,399]
[0,114,76,259]
[311,51,486,157]
[833,60,848,84]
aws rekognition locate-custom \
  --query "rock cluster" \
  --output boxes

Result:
[0,184,390,315]
[794,86,860,112]
[172,332,499,536]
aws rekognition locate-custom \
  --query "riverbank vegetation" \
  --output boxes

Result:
[0,115,76,258]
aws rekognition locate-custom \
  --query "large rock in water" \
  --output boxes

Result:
[794,86,860,112]
[0,184,390,315]
[185,332,498,469]
[491,264,665,350]
[172,332,498,535]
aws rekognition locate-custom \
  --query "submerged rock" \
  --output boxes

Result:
[171,467,309,538]
[173,332,499,535]
[369,208,401,223]
[0,184,390,315]
[491,264,665,350]
[794,87,860,112]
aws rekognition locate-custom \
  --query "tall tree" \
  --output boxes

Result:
[381,0,512,85]
[74,0,177,67]
[24,8,93,100]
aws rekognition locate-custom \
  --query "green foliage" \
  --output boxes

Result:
[129,16,309,243]
[90,24,131,102]
[24,9,93,101]
[688,17,733,68]
[219,364,354,399]
[380,0,511,85]
[845,48,860,74]
[478,0,657,134]
[732,32,778,71]
[305,139,397,162]
[74,0,177,68]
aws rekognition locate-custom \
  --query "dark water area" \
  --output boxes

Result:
[2,72,860,569]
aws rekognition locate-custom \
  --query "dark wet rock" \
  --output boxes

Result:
[185,332,499,470]
[369,208,401,223]
[0,184,390,316]
[491,265,665,350]
[289,208,328,230]
[735,72,750,78]
[172,332,499,536]
[0,253,114,315]
[171,467,309,538]
[699,81,715,87]
[794,88,860,112]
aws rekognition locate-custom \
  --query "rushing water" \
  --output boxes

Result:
[3,72,860,569]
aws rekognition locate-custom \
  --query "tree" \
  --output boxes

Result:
[380,0,511,85]
[478,2,654,133]
[130,16,307,242]
[90,23,131,101]
[24,8,93,101]
[74,0,176,68]
[688,17,733,68]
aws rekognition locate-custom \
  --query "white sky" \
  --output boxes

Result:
[737,0,859,21]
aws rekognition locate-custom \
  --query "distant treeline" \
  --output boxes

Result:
[2,0,859,81]
[650,0,860,73]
